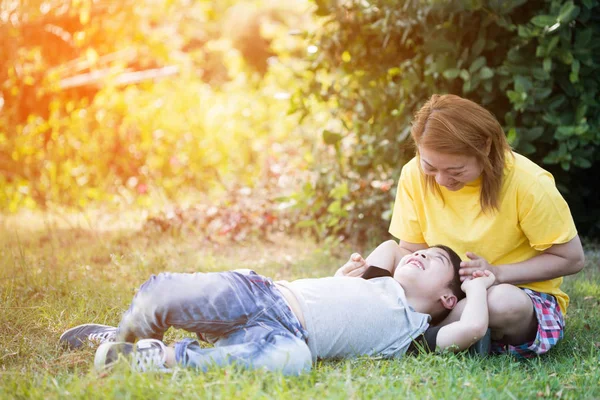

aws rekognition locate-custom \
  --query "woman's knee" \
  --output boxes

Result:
[487,284,534,323]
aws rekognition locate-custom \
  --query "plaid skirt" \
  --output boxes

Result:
[491,288,564,358]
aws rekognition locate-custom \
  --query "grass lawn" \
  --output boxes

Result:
[1,213,599,399]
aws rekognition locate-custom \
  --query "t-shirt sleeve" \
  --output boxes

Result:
[406,325,441,355]
[518,172,578,251]
[361,266,393,280]
[389,161,426,243]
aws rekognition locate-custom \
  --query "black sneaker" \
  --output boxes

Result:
[59,324,117,350]
[468,328,491,357]
[94,339,171,372]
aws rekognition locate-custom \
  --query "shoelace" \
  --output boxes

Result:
[134,346,165,372]
[88,331,115,344]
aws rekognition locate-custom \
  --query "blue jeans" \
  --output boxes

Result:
[116,270,312,375]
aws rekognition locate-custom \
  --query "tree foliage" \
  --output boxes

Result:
[291,0,600,241]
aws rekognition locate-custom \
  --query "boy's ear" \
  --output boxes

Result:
[440,293,458,310]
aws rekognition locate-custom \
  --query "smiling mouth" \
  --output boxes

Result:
[406,259,425,270]
[444,182,462,190]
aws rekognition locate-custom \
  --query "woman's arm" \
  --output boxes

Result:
[459,235,585,284]
[364,240,407,273]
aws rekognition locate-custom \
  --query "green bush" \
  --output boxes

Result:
[291,0,600,242]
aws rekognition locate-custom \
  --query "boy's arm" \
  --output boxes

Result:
[364,240,406,273]
[435,271,494,352]
[335,240,426,277]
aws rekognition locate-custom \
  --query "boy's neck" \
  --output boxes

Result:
[403,289,438,317]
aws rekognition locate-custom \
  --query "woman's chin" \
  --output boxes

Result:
[443,183,464,191]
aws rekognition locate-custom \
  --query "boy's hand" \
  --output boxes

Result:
[334,253,368,277]
[459,252,498,283]
[460,270,496,292]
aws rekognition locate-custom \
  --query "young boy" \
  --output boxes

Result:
[60,241,494,374]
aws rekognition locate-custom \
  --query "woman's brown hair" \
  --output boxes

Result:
[410,94,512,213]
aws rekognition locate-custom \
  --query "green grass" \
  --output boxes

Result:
[1,214,599,399]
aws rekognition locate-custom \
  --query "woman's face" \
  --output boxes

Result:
[418,146,483,191]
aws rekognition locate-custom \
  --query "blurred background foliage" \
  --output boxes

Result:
[2,0,599,243]
[1,0,320,215]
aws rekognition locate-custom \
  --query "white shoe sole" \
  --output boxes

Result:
[94,342,126,371]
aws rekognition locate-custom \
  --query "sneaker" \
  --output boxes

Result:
[468,328,491,357]
[94,339,171,372]
[59,324,117,350]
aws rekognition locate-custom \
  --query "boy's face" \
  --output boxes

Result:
[393,247,455,296]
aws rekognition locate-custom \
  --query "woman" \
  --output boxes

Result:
[338,94,585,357]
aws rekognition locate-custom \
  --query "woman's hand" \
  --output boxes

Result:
[460,269,496,292]
[334,253,368,277]
[459,252,498,283]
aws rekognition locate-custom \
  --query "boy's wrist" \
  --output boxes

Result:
[463,280,487,294]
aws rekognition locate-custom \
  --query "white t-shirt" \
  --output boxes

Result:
[276,276,430,362]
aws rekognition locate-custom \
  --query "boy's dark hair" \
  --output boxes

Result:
[430,244,466,302]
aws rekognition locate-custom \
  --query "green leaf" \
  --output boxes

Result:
[573,157,592,168]
[546,36,560,53]
[327,200,342,213]
[326,217,341,227]
[531,15,556,27]
[569,71,578,83]
[532,68,550,81]
[514,75,532,92]
[443,68,460,80]
[572,59,580,74]
[329,182,349,199]
[469,56,487,73]
[520,142,536,154]
[543,152,560,164]
[518,25,534,38]
[558,1,580,23]
[575,28,593,48]
[295,220,317,228]
[323,130,343,145]
[557,50,573,65]
[505,112,516,127]
[557,126,576,137]
[387,67,402,77]
[547,95,567,110]
[483,80,493,92]
[524,127,544,141]
[472,36,486,57]
[463,80,472,93]
[479,67,494,79]
[543,58,552,72]
[507,90,523,104]
[536,87,553,99]
[575,103,588,122]
[507,127,517,145]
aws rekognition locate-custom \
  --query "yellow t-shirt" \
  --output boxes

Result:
[389,152,577,314]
